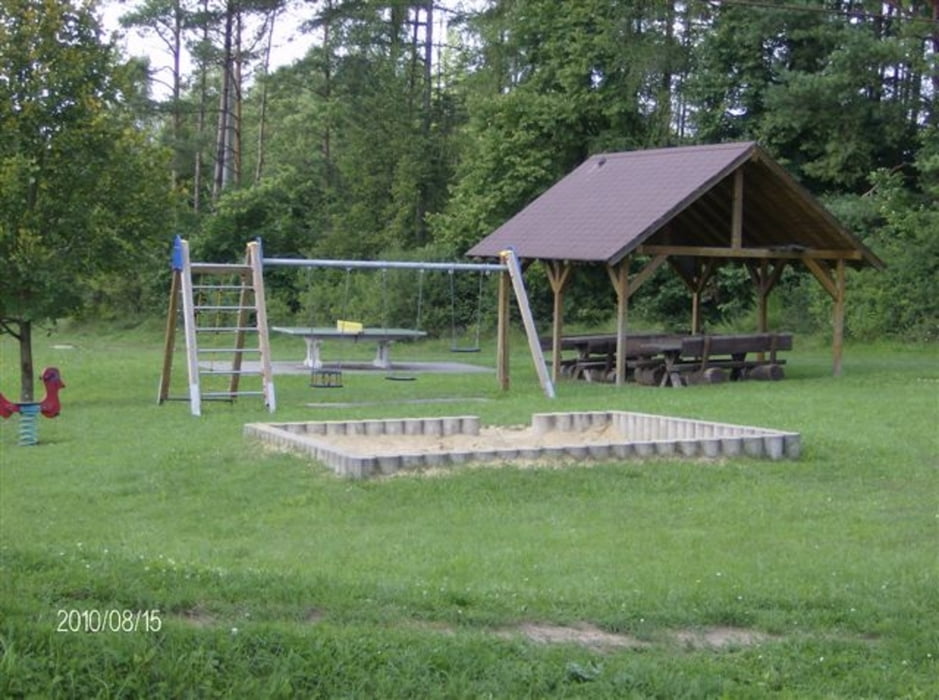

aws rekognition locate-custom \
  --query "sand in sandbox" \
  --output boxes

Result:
[318,422,621,456]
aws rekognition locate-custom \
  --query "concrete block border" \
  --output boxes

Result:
[245,411,800,479]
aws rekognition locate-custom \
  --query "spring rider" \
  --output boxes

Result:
[0,367,66,445]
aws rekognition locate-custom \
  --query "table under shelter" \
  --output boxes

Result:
[272,326,427,369]
[468,141,883,385]
[542,331,793,386]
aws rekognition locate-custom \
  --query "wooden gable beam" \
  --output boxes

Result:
[627,254,668,297]
[803,258,838,298]
[746,259,787,295]
[746,259,787,357]
[669,257,718,334]
[639,244,863,262]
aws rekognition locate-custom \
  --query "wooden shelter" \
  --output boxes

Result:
[467,141,883,383]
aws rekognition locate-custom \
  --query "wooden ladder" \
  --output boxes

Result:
[158,237,276,416]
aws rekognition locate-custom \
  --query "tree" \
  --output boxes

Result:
[432,0,691,252]
[687,0,932,192]
[824,127,939,340]
[208,0,285,202]
[224,0,455,260]
[0,0,173,400]
[119,0,188,186]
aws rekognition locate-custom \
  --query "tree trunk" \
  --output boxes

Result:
[254,8,277,183]
[18,320,34,402]
[932,0,938,126]
[213,2,236,201]
[321,0,333,187]
[416,0,433,244]
[193,0,211,212]
[170,0,183,188]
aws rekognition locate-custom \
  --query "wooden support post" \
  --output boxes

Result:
[158,270,181,404]
[746,259,786,361]
[757,260,769,332]
[248,240,276,411]
[691,290,702,335]
[755,260,769,362]
[607,259,630,386]
[544,260,572,382]
[803,257,847,377]
[497,269,510,391]
[732,168,743,249]
[230,269,250,397]
[833,258,846,377]
[177,240,202,416]
[671,258,716,335]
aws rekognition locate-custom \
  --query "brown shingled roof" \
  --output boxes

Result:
[467,141,882,269]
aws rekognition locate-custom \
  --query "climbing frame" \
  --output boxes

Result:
[158,237,275,416]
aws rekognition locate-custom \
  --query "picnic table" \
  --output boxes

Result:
[636,332,792,387]
[272,326,427,369]
[543,332,792,386]
[541,332,680,382]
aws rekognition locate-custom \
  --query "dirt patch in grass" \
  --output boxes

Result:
[501,622,649,651]
[166,609,772,653]
[502,622,773,652]
[176,606,215,628]
[304,607,325,623]
[673,626,773,649]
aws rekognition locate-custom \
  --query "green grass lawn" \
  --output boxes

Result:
[1,324,937,698]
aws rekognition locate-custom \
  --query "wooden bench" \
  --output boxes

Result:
[547,332,682,382]
[640,333,793,387]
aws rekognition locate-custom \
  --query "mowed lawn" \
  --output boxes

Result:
[1,325,937,698]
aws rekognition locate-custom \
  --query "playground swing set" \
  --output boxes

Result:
[158,237,555,416]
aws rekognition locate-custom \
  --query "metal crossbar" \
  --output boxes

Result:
[263,257,506,273]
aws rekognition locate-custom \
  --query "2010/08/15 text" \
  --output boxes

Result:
[56,609,162,633]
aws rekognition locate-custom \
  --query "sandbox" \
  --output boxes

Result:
[245,411,801,479]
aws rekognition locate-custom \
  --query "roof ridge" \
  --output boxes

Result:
[590,141,757,160]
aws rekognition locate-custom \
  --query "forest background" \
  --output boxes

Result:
[2,0,937,397]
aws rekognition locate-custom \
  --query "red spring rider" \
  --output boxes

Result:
[0,367,66,445]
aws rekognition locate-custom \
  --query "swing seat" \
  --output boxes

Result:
[310,368,343,388]
[449,346,480,353]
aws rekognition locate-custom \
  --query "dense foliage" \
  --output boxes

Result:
[0,0,173,397]
[2,0,936,347]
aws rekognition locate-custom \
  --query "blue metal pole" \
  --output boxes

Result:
[171,235,184,271]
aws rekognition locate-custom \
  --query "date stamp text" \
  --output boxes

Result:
[56,609,162,633]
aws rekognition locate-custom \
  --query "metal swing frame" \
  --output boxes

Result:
[264,251,555,399]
